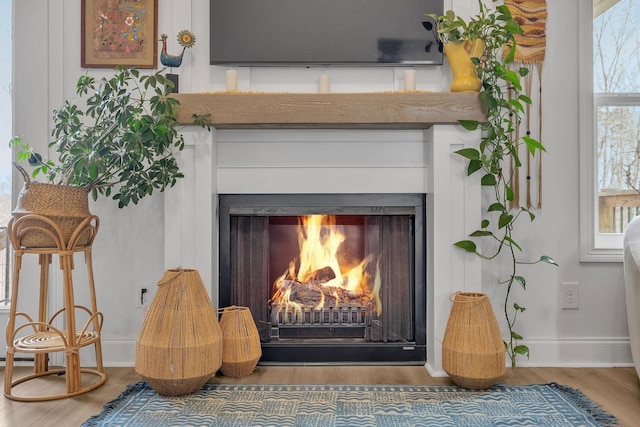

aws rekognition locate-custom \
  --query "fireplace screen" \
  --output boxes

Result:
[219,194,426,364]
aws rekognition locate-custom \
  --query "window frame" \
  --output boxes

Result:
[578,0,639,262]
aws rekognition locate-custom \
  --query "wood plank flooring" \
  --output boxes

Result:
[1,366,639,426]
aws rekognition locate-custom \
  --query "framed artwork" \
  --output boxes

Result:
[81,0,158,68]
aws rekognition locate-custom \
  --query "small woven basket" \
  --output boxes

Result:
[219,306,262,377]
[136,268,222,396]
[442,292,505,390]
[11,165,92,248]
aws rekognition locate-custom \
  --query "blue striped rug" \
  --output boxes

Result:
[82,382,619,426]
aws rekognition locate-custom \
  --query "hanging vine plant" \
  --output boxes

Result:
[429,1,557,367]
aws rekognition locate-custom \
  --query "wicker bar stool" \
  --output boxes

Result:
[4,214,106,401]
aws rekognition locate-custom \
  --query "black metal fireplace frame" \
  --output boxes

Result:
[218,193,426,364]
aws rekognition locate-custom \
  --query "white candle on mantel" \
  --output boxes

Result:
[319,74,330,93]
[404,70,416,91]
[226,69,238,92]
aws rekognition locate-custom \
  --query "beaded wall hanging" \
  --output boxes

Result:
[503,0,547,209]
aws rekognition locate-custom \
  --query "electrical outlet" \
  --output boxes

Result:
[136,286,150,308]
[561,282,579,310]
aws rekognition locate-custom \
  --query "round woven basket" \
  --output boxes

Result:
[219,306,262,377]
[11,165,92,248]
[442,292,505,390]
[135,268,222,396]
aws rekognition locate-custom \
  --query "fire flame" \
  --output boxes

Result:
[271,215,382,318]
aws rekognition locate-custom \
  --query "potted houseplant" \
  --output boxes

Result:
[428,1,557,369]
[11,66,211,208]
[9,66,211,247]
[428,1,521,92]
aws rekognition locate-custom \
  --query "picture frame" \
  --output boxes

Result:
[81,0,158,69]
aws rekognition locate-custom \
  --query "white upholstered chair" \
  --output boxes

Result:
[623,215,640,379]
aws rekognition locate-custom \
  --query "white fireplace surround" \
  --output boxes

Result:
[164,124,481,376]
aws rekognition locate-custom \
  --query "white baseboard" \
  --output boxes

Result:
[512,337,633,368]
[2,337,632,369]
[97,337,634,369]
[424,337,634,377]
[101,338,138,367]
[425,362,447,377]
[425,337,634,378]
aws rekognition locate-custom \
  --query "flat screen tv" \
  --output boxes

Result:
[210,0,444,66]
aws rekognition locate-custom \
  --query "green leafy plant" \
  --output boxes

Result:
[11,66,211,208]
[429,1,557,367]
[428,1,521,46]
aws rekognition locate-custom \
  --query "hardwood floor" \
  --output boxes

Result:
[1,365,639,426]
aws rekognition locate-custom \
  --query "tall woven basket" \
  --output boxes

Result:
[219,306,262,377]
[442,292,505,390]
[12,164,92,248]
[135,268,222,396]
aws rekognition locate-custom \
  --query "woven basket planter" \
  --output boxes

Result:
[136,268,222,396]
[12,165,92,248]
[442,292,505,390]
[219,306,262,377]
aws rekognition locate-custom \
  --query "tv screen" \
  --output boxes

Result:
[210,0,443,66]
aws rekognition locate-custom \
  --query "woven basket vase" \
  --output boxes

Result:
[12,165,92,248]
[442,292,505,390]
[136,268,222,396]
[219,306,262,377]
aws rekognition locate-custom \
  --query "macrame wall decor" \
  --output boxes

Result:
[502,0,547,209]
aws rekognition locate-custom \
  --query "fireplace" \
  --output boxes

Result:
[163,118,482,375]
[219,193,426,364]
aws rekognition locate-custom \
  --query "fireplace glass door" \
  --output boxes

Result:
[219,194,426,364]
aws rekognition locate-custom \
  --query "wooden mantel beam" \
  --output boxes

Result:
[171,92,486,129]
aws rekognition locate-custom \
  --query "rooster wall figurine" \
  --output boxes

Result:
[160,30,196,68]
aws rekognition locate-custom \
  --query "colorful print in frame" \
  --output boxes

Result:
[81,0,158,68]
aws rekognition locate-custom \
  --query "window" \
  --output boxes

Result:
[580,0,640,261]
[0,0,12,301]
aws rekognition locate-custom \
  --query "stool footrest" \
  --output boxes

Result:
[14,330,101,353]
[4,368,107,402]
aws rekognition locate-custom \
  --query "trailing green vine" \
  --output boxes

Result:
[429,1,557,367]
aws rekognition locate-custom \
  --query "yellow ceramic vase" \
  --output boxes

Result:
[444,40,485,92]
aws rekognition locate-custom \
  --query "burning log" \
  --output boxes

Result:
[270,215,380,318]
[276,279,371,310]
[287,280,323,306]
[306,266,335,282]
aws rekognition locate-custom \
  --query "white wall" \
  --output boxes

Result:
[4,0,632,368]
